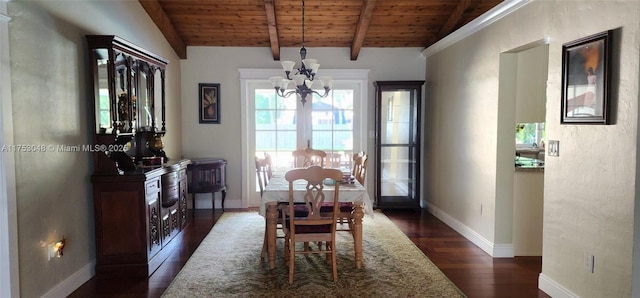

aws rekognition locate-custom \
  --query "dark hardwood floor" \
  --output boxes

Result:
[69,208,550,298]
[383,209,550,298]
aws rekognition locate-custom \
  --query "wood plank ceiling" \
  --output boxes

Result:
[139,0,504,60]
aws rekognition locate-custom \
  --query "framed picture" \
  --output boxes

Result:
[561,30,612,124]
[199,83,220,124]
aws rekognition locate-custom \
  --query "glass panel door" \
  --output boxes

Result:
[310,89,354,170]
[255,87,356,171]
[246,73,367,208]
[255,88,297,171]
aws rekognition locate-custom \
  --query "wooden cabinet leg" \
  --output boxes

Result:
[221,190,226,211]
[192,193,196,217]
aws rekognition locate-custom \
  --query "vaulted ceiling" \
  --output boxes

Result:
[139,0,504,60]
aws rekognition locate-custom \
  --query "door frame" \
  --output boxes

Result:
[0,3,20,297]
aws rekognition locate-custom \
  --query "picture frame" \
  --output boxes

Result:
[561,30,612,124]
[199,83,220,124]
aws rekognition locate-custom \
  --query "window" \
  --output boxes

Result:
[255,87,355,170]
[240,68,369,207]
[515,122,545,148]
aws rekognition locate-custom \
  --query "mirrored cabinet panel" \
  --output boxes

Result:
[87,35,168,173]
[374,81,424,210]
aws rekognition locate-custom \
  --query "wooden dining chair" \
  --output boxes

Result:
[352,151,368,185]
[331,151,368,231]
[256,153,280,259]
[255,154,273,196]
[325,151,343,169]
[281,166,343,284]
[292,147,326,167]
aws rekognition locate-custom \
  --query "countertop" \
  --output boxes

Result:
[515,156,544,171]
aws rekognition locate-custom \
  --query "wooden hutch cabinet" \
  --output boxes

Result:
[87,35,190,277]
[374,81,424,210]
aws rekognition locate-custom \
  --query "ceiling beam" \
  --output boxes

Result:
[350,0,377,61]
[264,0,280,60]
[139,0,187,59]
[436,0,479,40]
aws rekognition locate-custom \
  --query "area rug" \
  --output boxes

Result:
[162,211,465,298]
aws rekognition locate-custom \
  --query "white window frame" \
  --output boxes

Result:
[239,68,369,208]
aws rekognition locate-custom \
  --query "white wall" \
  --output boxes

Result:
[425,0,639,296]
[180,47,426,209]
[5,1,182,297]
[515,44,547,123]
[513,170,543,256]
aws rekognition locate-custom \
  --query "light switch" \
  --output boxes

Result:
[548,140,559,157]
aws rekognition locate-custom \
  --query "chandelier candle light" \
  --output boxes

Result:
[269,0,334,105]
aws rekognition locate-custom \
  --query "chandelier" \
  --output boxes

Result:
[269,0,333,105]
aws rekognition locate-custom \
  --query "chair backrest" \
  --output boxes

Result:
[351,151,364,172]
[292,148,326,167]
[325,151,343,169]
[255,153,273,196]
[284,166,343,226]
[352,151,368,185]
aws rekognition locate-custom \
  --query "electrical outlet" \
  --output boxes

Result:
[480,204,483,216]
[584,252,594,273]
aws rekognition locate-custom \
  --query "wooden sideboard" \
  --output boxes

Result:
[86,35,190,277]
[91,160,190,277]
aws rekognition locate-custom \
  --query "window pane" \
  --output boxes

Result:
[255,131,275,151]
[516,122,545,147]
[255,110,275,130]
[277,131,296,150]
[255,90,275,108]
[312,131,332,150]
[333,131,353,151]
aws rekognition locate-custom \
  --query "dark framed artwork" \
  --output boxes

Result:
[199,83,220,124]
[561,30,612,124]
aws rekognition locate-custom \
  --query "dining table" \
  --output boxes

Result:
[259,172,374,270]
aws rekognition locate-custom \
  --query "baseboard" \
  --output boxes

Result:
[539,273,578,297]
[41,261,95,298]
[192,195,240,209]
[425,202,514,258]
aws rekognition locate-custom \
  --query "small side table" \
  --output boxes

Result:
[187,158,227,212]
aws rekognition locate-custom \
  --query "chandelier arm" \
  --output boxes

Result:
[311,88,330,98]
[282,89,297,98]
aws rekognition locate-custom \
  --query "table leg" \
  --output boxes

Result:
[352,202,364,269]
[266,203,278,269]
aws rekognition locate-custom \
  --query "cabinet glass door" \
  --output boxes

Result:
[92,48,111,134]
[380,90,416,197]
[137,62,152,130]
